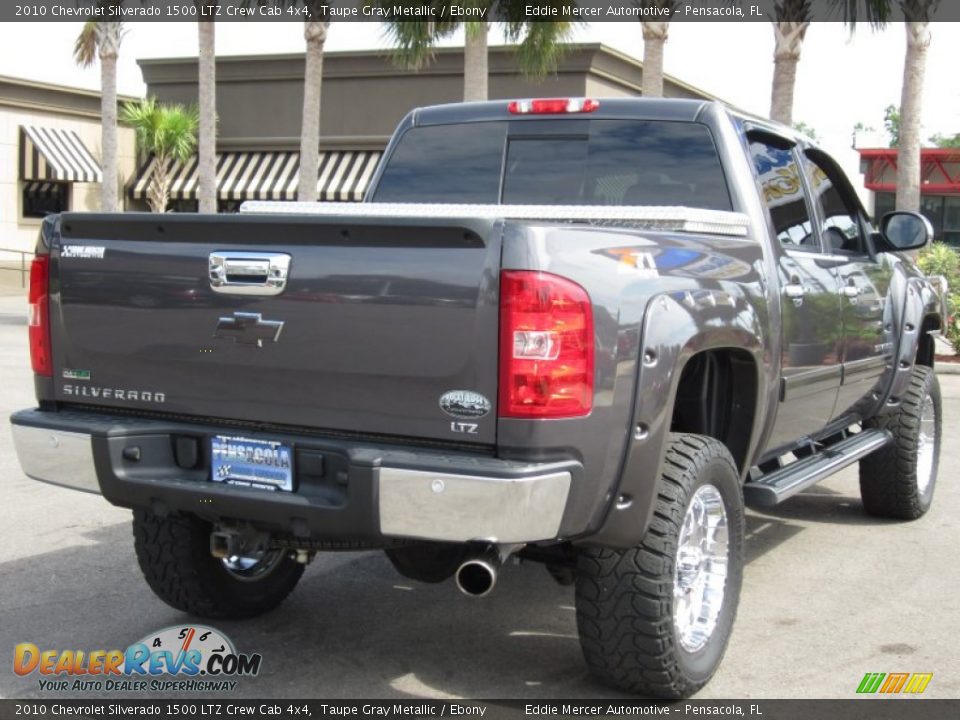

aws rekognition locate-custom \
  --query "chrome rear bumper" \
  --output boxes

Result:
[10,414,577,544]
[378,467,571,543]
[11,425,100,494]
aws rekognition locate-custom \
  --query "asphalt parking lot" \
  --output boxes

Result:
[0,291,957,701]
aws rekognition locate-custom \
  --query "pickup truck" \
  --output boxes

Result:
[11,97,944,699]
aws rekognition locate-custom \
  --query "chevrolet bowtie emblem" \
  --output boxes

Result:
[213,312,284,347]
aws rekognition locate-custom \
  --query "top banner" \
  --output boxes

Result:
[5,0,959,24]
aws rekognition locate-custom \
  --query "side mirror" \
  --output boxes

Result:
[879,211,933,251]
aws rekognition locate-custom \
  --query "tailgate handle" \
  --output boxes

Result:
[209,252,291,296]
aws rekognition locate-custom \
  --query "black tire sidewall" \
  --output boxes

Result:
[914,369,941,512]
[133,510,304,619]
[672,452,745,683]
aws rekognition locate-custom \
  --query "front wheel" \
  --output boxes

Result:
[133,510,304,619]
[575,434,744,698]
[860,365,941,519]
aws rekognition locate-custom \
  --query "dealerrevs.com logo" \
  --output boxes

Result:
[14,625,262,693]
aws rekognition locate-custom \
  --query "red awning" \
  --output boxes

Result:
[858,148,960,195]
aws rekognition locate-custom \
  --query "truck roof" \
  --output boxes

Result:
[411,97,719,127]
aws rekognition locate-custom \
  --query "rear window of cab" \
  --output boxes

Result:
[372,119,732,211]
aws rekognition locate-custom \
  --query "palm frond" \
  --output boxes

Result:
[375,5,460,69]
[121,98,198,162]
[827,0,893,30]
[507,21,576,79]
[73,22,99,67]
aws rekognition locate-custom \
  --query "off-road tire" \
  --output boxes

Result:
[575,434,744,699]
[860,365,941,519]
[133,510,304,619]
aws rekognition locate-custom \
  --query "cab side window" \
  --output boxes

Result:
[803,152,866,255]
[748,139,817,250]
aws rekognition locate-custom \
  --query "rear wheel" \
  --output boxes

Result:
[133,510,304,619]
[575,434,744,698]
[860,365,941,519]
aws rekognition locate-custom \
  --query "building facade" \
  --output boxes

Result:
[137,43,720,211]
[859,147,960,246]
[0,76,137,258]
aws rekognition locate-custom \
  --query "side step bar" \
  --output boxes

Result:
[743,429,892,508]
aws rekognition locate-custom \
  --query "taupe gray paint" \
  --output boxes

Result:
[11,99,942,551]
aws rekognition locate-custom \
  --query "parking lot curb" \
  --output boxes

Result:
[936,363,960,375]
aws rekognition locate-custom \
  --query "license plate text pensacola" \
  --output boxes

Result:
[210,435,294,492]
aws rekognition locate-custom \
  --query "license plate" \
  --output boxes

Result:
[210,435,294,492]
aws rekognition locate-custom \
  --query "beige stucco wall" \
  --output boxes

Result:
[0,106,136,257]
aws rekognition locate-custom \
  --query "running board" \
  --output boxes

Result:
[743,429,892,508]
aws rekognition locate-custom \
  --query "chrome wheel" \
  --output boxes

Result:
[222,548,286,582]
[916,392,937,495]
[673,484,729,653]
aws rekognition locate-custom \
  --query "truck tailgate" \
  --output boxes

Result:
[51,213,502,445]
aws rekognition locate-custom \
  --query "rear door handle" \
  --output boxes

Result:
[209,252,291,296]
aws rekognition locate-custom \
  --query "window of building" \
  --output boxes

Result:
[874,192,896,225]
[22,182,69,219]
[169,199,199,213]
[942,197,960,246]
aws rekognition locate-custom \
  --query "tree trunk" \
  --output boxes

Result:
[641,22,669,98]
[198,19,217,214]
[98,24,120,213]
[463,22,488,102]
[298,20,328,203]
[147,154,171,214]
[770,21,808,126]
[897,21,930,212]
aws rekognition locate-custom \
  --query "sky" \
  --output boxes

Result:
[3,20,960,192]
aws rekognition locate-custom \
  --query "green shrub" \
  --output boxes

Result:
[917,242,960,352]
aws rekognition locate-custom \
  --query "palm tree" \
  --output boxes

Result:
[299,15,329,202]
[834,0,936,212]
[897,12,936,212]
[251,0,328,202]
[197,15,217,213]
[637,2,682,98]
[73,19,123,213]
[769,1,812,125]
[121,98,199,213]
[379,13,574,102]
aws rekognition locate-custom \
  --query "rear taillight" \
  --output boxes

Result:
[28,255,51,376]
[499,270,594,419]
[507,98,600,115]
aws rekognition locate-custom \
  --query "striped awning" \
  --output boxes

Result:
[19,126,102,183]
[23,181,65,198]
[130,150,382,202]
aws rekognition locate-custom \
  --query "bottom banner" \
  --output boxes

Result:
[1,700,960,720]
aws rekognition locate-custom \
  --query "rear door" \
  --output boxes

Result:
[800,149,895,419]
[746,134,843,449]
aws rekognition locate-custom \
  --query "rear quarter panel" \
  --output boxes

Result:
[497,222,770,546]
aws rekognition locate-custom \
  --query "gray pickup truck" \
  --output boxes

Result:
[11,97,944,698]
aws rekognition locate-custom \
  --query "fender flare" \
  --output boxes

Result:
[585,290,768,550]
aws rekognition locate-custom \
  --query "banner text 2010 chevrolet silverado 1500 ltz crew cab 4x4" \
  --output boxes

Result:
[11,98,945,698]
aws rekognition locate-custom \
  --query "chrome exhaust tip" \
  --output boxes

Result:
[454,547,501,597]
